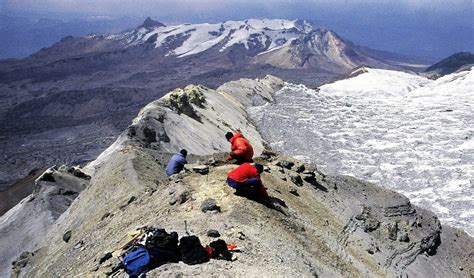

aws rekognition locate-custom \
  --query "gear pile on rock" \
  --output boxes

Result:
[102,226,235,277]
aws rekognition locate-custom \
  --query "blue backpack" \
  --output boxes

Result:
[122,247,151,277]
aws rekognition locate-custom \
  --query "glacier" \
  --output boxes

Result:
[248,67,474,235]
[107,19,317,58]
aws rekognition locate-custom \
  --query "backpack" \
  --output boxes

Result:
[144,228,180,265]
[209,239,233,261]
[179,235,209,265]
[122,247,151,277]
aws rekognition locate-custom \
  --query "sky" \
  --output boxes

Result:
[1,0,473,60]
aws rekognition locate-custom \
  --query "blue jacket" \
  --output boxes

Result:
[165,153,187,176]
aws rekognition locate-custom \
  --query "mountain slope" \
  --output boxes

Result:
[425,52,474,78]
[1,75,280,276]
[9,76,473,278]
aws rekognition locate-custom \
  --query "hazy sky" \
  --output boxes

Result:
[1,0,473,59]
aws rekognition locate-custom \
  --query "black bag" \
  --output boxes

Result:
[209,239,233,261]
[178,235,209,265]
[143,228,180,265]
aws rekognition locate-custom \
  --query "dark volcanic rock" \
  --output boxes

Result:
[141,17,166,29]
[289,185,299,195]
[142,127,157,144]
[398,232,409,242]
[201,198,220,213]
[295,164,305,173]
[192,165,209,175]
[289,173,303,187]
[39,171,56,182]
[363,218,380,232]
[207,229,221,238]
[98,252,113,264]
[68,167,91,180]
[11,251,34,278]
[62,230,72,243]
[421,230,441,256]
[355,206,380,232]
[384,203,416,217]
[276,160,294,170]
[302,171,316,183]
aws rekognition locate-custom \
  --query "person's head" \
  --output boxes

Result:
[179,149,188,157]
[255,163,264,174]
[225,131,234,141]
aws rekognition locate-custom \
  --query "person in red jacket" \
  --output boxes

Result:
[225,131,254,164]
[226,163,268,199]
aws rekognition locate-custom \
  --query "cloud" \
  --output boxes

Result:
[2,0,471,16]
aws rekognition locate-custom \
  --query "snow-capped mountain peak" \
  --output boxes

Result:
[109,18,318,58]
[104,17,393,72]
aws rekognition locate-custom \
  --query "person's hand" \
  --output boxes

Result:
[226,152,235,161]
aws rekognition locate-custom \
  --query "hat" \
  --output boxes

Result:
[180,149,188,156]
[225,132,234,141]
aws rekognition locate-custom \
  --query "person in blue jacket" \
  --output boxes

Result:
[165,149,188,176]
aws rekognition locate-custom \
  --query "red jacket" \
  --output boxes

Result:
[227,163,268,198]
[228,133,254,162]
[227,163,259,182]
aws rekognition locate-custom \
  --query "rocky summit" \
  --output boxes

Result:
[3,76,472,277]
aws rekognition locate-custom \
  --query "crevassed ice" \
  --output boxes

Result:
[248,67,474,236]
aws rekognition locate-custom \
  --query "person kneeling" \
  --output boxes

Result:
[226,163,268,200]
[165,149,188,176]
[225,131,254,164]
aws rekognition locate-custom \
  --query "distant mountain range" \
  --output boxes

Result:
[3,18,425,74]
[0,14,140,59]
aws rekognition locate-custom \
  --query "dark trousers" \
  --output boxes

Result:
[227,177,261,198]
[232,155,253,165]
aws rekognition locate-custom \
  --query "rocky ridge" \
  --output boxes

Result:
[6,76,473,277]
[1,165,90,277]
